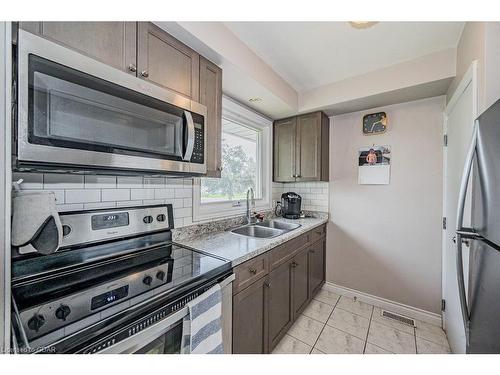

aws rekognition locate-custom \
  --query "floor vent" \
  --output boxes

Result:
[381,310,416,327]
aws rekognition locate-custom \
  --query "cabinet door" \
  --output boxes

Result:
[267,260,293,351]
[273,117,297,182]
[20,22,137,75]
[137,22,200,100]
[292,247,310,317]
[296,112,322,181]
[308,237,326,297]
[199,56,223,177]
[232,277,268,354]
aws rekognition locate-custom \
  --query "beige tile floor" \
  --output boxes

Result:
[272,287,451,354]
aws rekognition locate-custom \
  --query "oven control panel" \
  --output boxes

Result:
[18,204,174,255]
[80,279,220,354]
[191,123,204,164]
[19,261,174,341]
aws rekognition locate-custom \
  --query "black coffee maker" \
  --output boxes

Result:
[278,192,302,219]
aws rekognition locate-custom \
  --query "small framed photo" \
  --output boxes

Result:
[358,145,391,185]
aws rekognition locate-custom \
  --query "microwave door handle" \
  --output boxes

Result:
[455,120,478,345]
[183,111,195,161]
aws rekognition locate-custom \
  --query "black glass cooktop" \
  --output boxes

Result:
[11,232,230,311]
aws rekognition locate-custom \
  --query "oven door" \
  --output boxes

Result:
[105,306,188,354]
[16,30,206,175]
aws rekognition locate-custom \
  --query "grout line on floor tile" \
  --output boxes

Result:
[309,296,341,353]
[362,305,375,354]
[284,331,316,351]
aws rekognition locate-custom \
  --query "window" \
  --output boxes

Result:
[201,119,261,203]
[193,97,272,221]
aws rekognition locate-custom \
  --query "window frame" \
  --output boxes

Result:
[193,96,272,222]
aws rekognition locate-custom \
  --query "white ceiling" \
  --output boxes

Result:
[224,22,465,92]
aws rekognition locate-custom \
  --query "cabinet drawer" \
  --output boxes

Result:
[270,233,310,270]
[233,253,269,294]
[310,224,326,244]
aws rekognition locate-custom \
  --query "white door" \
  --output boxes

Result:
[442,62,477,354]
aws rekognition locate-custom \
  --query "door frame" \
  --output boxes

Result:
[441,60,478,330]
[0,21,12,352]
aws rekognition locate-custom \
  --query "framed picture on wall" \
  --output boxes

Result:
[358,145,391,185]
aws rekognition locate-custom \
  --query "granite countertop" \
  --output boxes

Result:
[175,215,328,267]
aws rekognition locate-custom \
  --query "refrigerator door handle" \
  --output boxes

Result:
[455,121,479,346]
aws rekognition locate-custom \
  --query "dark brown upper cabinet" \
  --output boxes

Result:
[137,22,199,101]
[273,111,329,182]
[19,22,137,75]
[19,22,223,177]
[199,56,223,177]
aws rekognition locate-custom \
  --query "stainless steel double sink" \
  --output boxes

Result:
[230,220,301,238]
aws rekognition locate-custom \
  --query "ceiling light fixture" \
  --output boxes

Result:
[349,21,379,29]
[248,97,263,103]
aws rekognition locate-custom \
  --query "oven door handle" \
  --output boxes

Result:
[98,306,189,354]
[183,111,195,161]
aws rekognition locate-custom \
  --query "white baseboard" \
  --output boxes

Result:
[323,282,442,327]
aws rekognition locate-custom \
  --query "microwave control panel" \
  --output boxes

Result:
[191,123,204,164]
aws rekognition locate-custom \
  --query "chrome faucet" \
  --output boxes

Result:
[246,187,256,224]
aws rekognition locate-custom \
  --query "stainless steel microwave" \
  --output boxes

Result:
[14,30,207,176]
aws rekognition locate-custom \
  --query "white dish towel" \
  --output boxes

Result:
[180,284,224,354]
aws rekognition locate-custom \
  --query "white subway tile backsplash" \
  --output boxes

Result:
[154,188,174,199]
[65,189,101,204]
[142,199,164,205]
[144,177,165,188]
[83,202,117,210]
[116,200,143,207]
[174,207,191,219]
[101,189,130,202]
[173,198,184,209]
[13,172,44,189]
[183,198,192,208]
[130,188,155,200]
[117,176,143,188]
[44,174,84,189]
[57,203,84,212]
[84,175,117,189]
[19,172,197,228]
[174,188,192,199]
[274,181,329,213]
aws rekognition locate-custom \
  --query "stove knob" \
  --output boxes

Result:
[156,270,166,281]
[143,275,153,286]
[156,214,166,222]
[143,216,153,224]
[55,305,71,321]
[27,314,45,332]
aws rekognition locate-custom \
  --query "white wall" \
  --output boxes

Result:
[327,96,445,314]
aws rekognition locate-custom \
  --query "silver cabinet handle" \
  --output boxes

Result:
[264,282,271,288]
[141,70,149,78]
[128,64,137,72]
[249,268,257,275]
[455,121,478,345]
[182,111,195,161]
[217,166,223,172]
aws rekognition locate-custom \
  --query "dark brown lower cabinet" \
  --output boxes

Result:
[308,237,326,297]
[232,276,268,354]
[292,246,310,318]
[232,225,327,353]
[267,260,293,350]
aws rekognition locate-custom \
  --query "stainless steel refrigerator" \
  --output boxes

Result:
[456,98,500,353]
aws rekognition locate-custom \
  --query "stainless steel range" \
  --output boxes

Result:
[10,204,233,354]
